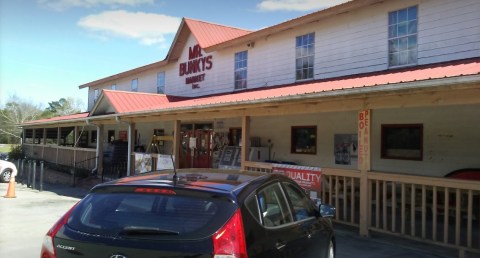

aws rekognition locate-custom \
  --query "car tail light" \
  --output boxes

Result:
[212,209,247,258]
[40,203,78,258]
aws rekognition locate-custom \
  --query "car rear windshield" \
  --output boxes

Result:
[67,190,237,240]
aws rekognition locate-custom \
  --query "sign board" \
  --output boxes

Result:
[358,110,371,171]
[272,164,322,198]
[157,154,174,170]
[189,137,197,149]
[218,146,241,169]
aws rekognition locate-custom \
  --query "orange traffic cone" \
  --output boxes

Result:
[4,177,16,198]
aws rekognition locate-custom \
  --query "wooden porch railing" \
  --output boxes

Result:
[23,144,97,171]
[244,162,480,256]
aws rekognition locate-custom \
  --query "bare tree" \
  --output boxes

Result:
[0,95,44,143]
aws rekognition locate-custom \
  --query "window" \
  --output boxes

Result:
[157,72,165,94]
[94,89,99,103]
[388,6,418,67]
[283,183,316,221]
[295,33,315,80]
[291,126,317,154]
[381,124,423,160]
[234,51,247,89]
[258,183,293,227]
[111,84,116,90]
[131,78,138,92]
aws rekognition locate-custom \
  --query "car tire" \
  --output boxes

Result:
[1,169,12,183]
[327,240,334,258]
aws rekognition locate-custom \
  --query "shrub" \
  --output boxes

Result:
[8,145,24,160]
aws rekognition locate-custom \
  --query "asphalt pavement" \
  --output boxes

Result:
[0,181,465,258]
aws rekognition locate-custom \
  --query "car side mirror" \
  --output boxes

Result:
[319,204,336,218]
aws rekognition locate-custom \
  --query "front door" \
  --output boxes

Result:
[180,129,213,168]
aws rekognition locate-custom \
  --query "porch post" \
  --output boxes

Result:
[97,125,104,176]
[173,120,181,169]
[127,122,135,176]
[42,128,46,160]
[358,110,371,237]
[56,127,60,164]
[241,116,250,170]
[73,126,78,168]
[32,128,36,159]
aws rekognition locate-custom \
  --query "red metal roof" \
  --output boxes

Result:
[111,58,480,114]
[184,18,252,49]
[23,112,89,125]
[103,90,188,114]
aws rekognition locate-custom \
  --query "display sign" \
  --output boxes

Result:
[358,110,370,170]
[218,146,241,169]
[157,154,174,170]
[272,164,322,198]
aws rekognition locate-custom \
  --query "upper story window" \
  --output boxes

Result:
[388,6,418,67]
[111,84,116,90]
[157,72,165,94]
[131,78,138,92]
[94,89,99,103]
[234,51,248,89]
[295,33,315,81]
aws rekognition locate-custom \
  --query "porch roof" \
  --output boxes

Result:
[23,57,480,126]
[104,57,480,114]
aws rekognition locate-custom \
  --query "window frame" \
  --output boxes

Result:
[381,124,423,161]
[234,50,248,90]
[295,32,315,81]
[388,5,418,67]
[157,72,166,94]
[131,78,138,92]
[291,126,317,155]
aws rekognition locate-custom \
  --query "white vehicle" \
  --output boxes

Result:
[0,160,17,183]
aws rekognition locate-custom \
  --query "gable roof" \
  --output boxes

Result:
[166,18,252,62]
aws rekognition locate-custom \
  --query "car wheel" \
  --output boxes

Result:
[327,240,334,258]
[1,169,12,183]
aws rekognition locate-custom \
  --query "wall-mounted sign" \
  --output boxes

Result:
[179,44,213,89]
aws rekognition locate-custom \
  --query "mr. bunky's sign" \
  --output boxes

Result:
[179,44,212,89]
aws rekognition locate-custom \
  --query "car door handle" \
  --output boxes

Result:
[275,241,286,250]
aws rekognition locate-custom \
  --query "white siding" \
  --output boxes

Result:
[87,0,480,104]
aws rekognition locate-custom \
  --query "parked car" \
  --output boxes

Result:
[41,169,336,258]
[444,168,480,181]
[0,160,16,183]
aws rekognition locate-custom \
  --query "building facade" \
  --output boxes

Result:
[21,0,480,254]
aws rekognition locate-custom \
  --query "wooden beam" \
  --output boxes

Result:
[173,120,181,169]
[241,116,250,170]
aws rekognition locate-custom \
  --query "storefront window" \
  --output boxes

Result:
[291,126,317,154]
[381,124,422,160]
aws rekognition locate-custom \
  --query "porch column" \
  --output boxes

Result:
[173,120,181,169]
[32,128,36,159]
[358,110,371,237]
[73,126,78,168]
[56,127,60,164]
[127,122,135,176]
[42,128,46,160]
[97,125,104,176]
[241,116,250,170]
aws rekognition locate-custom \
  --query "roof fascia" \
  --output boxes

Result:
[78,60,168,89]
[89,90,117,117]
[204,0,383,52]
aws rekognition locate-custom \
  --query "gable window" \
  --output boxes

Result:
[157,72,165,94]
[131,78,138,92]
[295,33,315,81]
[234,51,248,89]
[388,6,418,67]
[111,84,116,90]
[381,124,423,160]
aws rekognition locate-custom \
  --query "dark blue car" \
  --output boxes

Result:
[41,169,336,258]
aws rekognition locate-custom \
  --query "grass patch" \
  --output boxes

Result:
[0,144,12,153]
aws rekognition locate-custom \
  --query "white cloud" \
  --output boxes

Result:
[257,0,350,12]
[38,0,154,11]
[78,10,181,46]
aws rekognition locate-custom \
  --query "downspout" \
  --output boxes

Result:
[86,119,101,175]
[116,116,132,176]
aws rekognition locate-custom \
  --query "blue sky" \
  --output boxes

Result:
[0,0,347,110]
